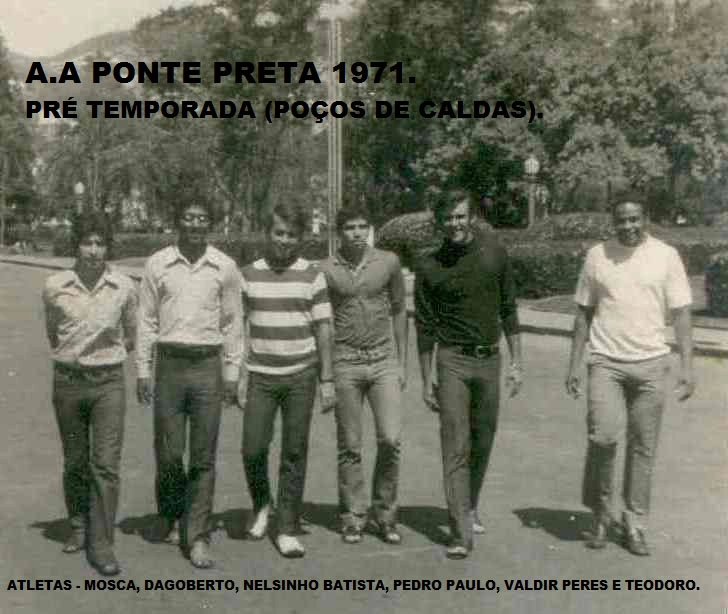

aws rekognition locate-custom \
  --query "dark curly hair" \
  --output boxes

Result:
[70,210,114,258]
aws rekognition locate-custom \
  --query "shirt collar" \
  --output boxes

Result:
[335,246,375,269]
[64,266,120,292]
[165,244,221,270]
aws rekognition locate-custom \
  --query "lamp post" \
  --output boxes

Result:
[73,182,85,215]
[524,155,540,228]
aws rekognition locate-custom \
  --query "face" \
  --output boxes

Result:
[178,205,211,245]
[440,199,474,245]
[77,233,108,271]
[339,216,370,253]
[268,214,302,262]
[613,202,646,247]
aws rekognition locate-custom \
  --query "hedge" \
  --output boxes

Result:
[705,251,728,316]
[53,232,329,266]
[376,211,728,300]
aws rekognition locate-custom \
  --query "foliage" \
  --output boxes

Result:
[705,252,728,317]
[0,34,36,221]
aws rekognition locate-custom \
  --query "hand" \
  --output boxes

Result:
[223,380,238,408]
[398,363,407,390]
[137,377,153,406]
[320,381,337,413]
[674,368,695,402]
[565,371,581,399]
[506,363,523,397]
[423,381,439,413]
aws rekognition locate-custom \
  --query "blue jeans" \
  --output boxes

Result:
[334,355,402,528]
[52,364,126,559]
[436,346,501,549]
[242,366,318,534]
[153,348,223,546]
[584,353,669,522]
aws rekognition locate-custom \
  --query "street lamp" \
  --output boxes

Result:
[73,181,85,214]
[524,155,540,228]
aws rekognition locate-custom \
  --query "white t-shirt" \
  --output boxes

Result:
[574,235,692,362]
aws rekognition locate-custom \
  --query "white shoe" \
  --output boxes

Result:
[276,534,305,558]
[472,510,485,535]
[248,505,271,540]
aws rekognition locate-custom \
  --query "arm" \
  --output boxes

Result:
[136,262,160,404]
[220,264,244,404]
[498,247,523,396]
[42,284,59,350]
[565,305,594,398]
[311,271,336,411]
[671,305,694,401]
[389,255,408,387]
[122,280,138,353]
[414,268,438,411]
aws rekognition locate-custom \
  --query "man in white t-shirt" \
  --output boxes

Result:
[565,198,695,556]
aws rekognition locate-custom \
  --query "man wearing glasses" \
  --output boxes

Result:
[137,201,243,568]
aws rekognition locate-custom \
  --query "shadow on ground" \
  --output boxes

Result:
[513,507,593,541]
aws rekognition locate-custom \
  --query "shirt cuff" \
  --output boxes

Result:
[223,363,240,382]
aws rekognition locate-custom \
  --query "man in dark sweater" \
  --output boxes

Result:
[414,190,523,559]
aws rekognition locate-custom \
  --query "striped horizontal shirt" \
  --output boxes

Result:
[241,257,332,375]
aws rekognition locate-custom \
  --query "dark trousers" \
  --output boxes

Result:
[52,364,126,559]
[154,349,223,546]
[242,366,318,534]
[436,347,501,549]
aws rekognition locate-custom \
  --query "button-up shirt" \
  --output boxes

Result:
[137,245,243,381]
[320,247,405,350]
[43,266,138,368]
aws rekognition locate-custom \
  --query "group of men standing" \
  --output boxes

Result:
[41,190,694,576]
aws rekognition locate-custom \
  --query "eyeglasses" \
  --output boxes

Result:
[181,213,211,224]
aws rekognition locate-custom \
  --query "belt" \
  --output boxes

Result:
[335,343,393,362]
[158,343,221,359]
[54,362,122,378]
[443,343,499,359]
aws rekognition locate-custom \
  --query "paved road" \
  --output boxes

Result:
[0,263,726,614]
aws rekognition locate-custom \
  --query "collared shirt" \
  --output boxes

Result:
[43,266,137,368]
[137,244,243,381]
[574,234,692,362]
[241,257,331,376]
[320,247,405,350]
[414,237,519,354]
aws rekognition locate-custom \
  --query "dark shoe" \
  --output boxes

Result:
[90,553,120,576]
[445,544,470,560]
[586,519,609,550]
[624,527,650,556]
[376,523,402,545]
[189,540,214,569]
[341,525,363,545]
[62,530,85,554]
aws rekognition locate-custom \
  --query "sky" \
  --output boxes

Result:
[4,0,211,57]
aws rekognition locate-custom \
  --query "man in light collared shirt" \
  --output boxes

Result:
[43,211,137,576]
[566,196,695,556]
[137,201,243,569]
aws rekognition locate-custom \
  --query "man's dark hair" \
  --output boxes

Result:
[336,198,370,232]
[431,189,471,223]
[609,190,646,216]
[173,196,216,227]
[264,202,308,237]
[70,210,114,257]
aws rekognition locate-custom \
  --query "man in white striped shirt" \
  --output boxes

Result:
[240,202,335,558]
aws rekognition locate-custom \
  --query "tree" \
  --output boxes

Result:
[0,31,35,244]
